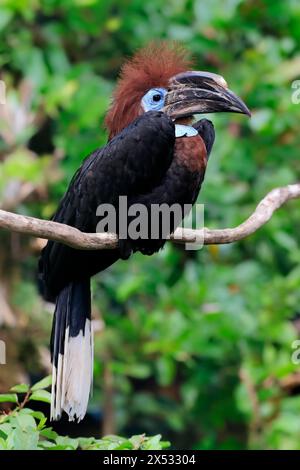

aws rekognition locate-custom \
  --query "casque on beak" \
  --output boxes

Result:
[163,70,251,120]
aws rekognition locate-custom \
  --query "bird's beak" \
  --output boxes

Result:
[163,70,251,119]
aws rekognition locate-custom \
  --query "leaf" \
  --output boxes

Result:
[15,413,37,431]
[160,440,171,449]
[30,411,47,430]
[0,393,18,403]
[10,384,29,393]
[93,435,130,450]
[141,434,163,450]
[0,437,7,449]
[129,434,146,449]
[40,427,58,441]
[0,423,12,438]
[0,414,9,424]
[6,427,39,450]
[38,441,57,449]
[42,444,72,450]
[78,437,96,450]
[29,390,51,404]
[17,408,34,415]
[55,436,79,450]
[114,440,134,450]
[31,376,52,391]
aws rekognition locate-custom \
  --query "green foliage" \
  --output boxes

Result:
[0,378,169,450]
[1,0,300,451]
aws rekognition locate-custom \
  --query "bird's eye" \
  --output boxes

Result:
[153,94,161,102]
[141,87,167,112]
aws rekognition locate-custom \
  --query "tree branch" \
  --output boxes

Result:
[0,183,299,249]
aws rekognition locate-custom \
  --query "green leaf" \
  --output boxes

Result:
[38,441,61,449]
[29,390,51,404]
[38,441,56,449]
[15,413,37,431]
[30,411,47,430]
[129,434,146,449]
[55,436,79,450]
[0,423,12,438]
[0,393,18,403]
[114,440,134,450]
[160,440,171,449]
[31,375,52,391]
[15,414,36,433]
[40,427,58,441]
[42,444,72,450]
[17,408,34,415]
[78,437,97,450]
[6,427,39,450]
[10,384,29,393]
[0,437,7,450]
[92,435,130,450]
[142,434,163,450]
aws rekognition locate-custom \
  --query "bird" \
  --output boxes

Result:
[38,42,250,422]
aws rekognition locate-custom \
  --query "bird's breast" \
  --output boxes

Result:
[174,134,207,173]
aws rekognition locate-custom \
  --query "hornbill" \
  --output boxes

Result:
[38,43,250,422]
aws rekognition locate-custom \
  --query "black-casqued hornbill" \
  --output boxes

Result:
[38,43,250,421]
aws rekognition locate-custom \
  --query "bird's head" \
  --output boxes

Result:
[105,42,250,139]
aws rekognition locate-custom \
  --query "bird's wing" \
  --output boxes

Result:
[193,119,215,158]
[53,111,175,230]
[39,111,175,299]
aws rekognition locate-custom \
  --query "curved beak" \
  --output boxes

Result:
[163,71,251,120]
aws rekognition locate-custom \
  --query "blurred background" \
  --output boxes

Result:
[1,0,300,450]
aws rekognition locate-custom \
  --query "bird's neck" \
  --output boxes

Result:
[175,117,194,126]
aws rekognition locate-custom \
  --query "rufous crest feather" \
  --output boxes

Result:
[105,42,192,139]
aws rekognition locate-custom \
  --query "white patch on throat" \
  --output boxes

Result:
[175,124,198,138]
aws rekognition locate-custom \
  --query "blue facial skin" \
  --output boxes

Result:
[141,88,167,112]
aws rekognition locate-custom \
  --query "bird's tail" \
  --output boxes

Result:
[50,279,93,422]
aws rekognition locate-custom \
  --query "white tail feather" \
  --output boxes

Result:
[50,319,93,422]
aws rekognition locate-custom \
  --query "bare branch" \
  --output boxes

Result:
[0,183,299,249]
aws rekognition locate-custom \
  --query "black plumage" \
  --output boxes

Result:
[39,112,213,421]
[39,112,214,301]
[38,42,248,422]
